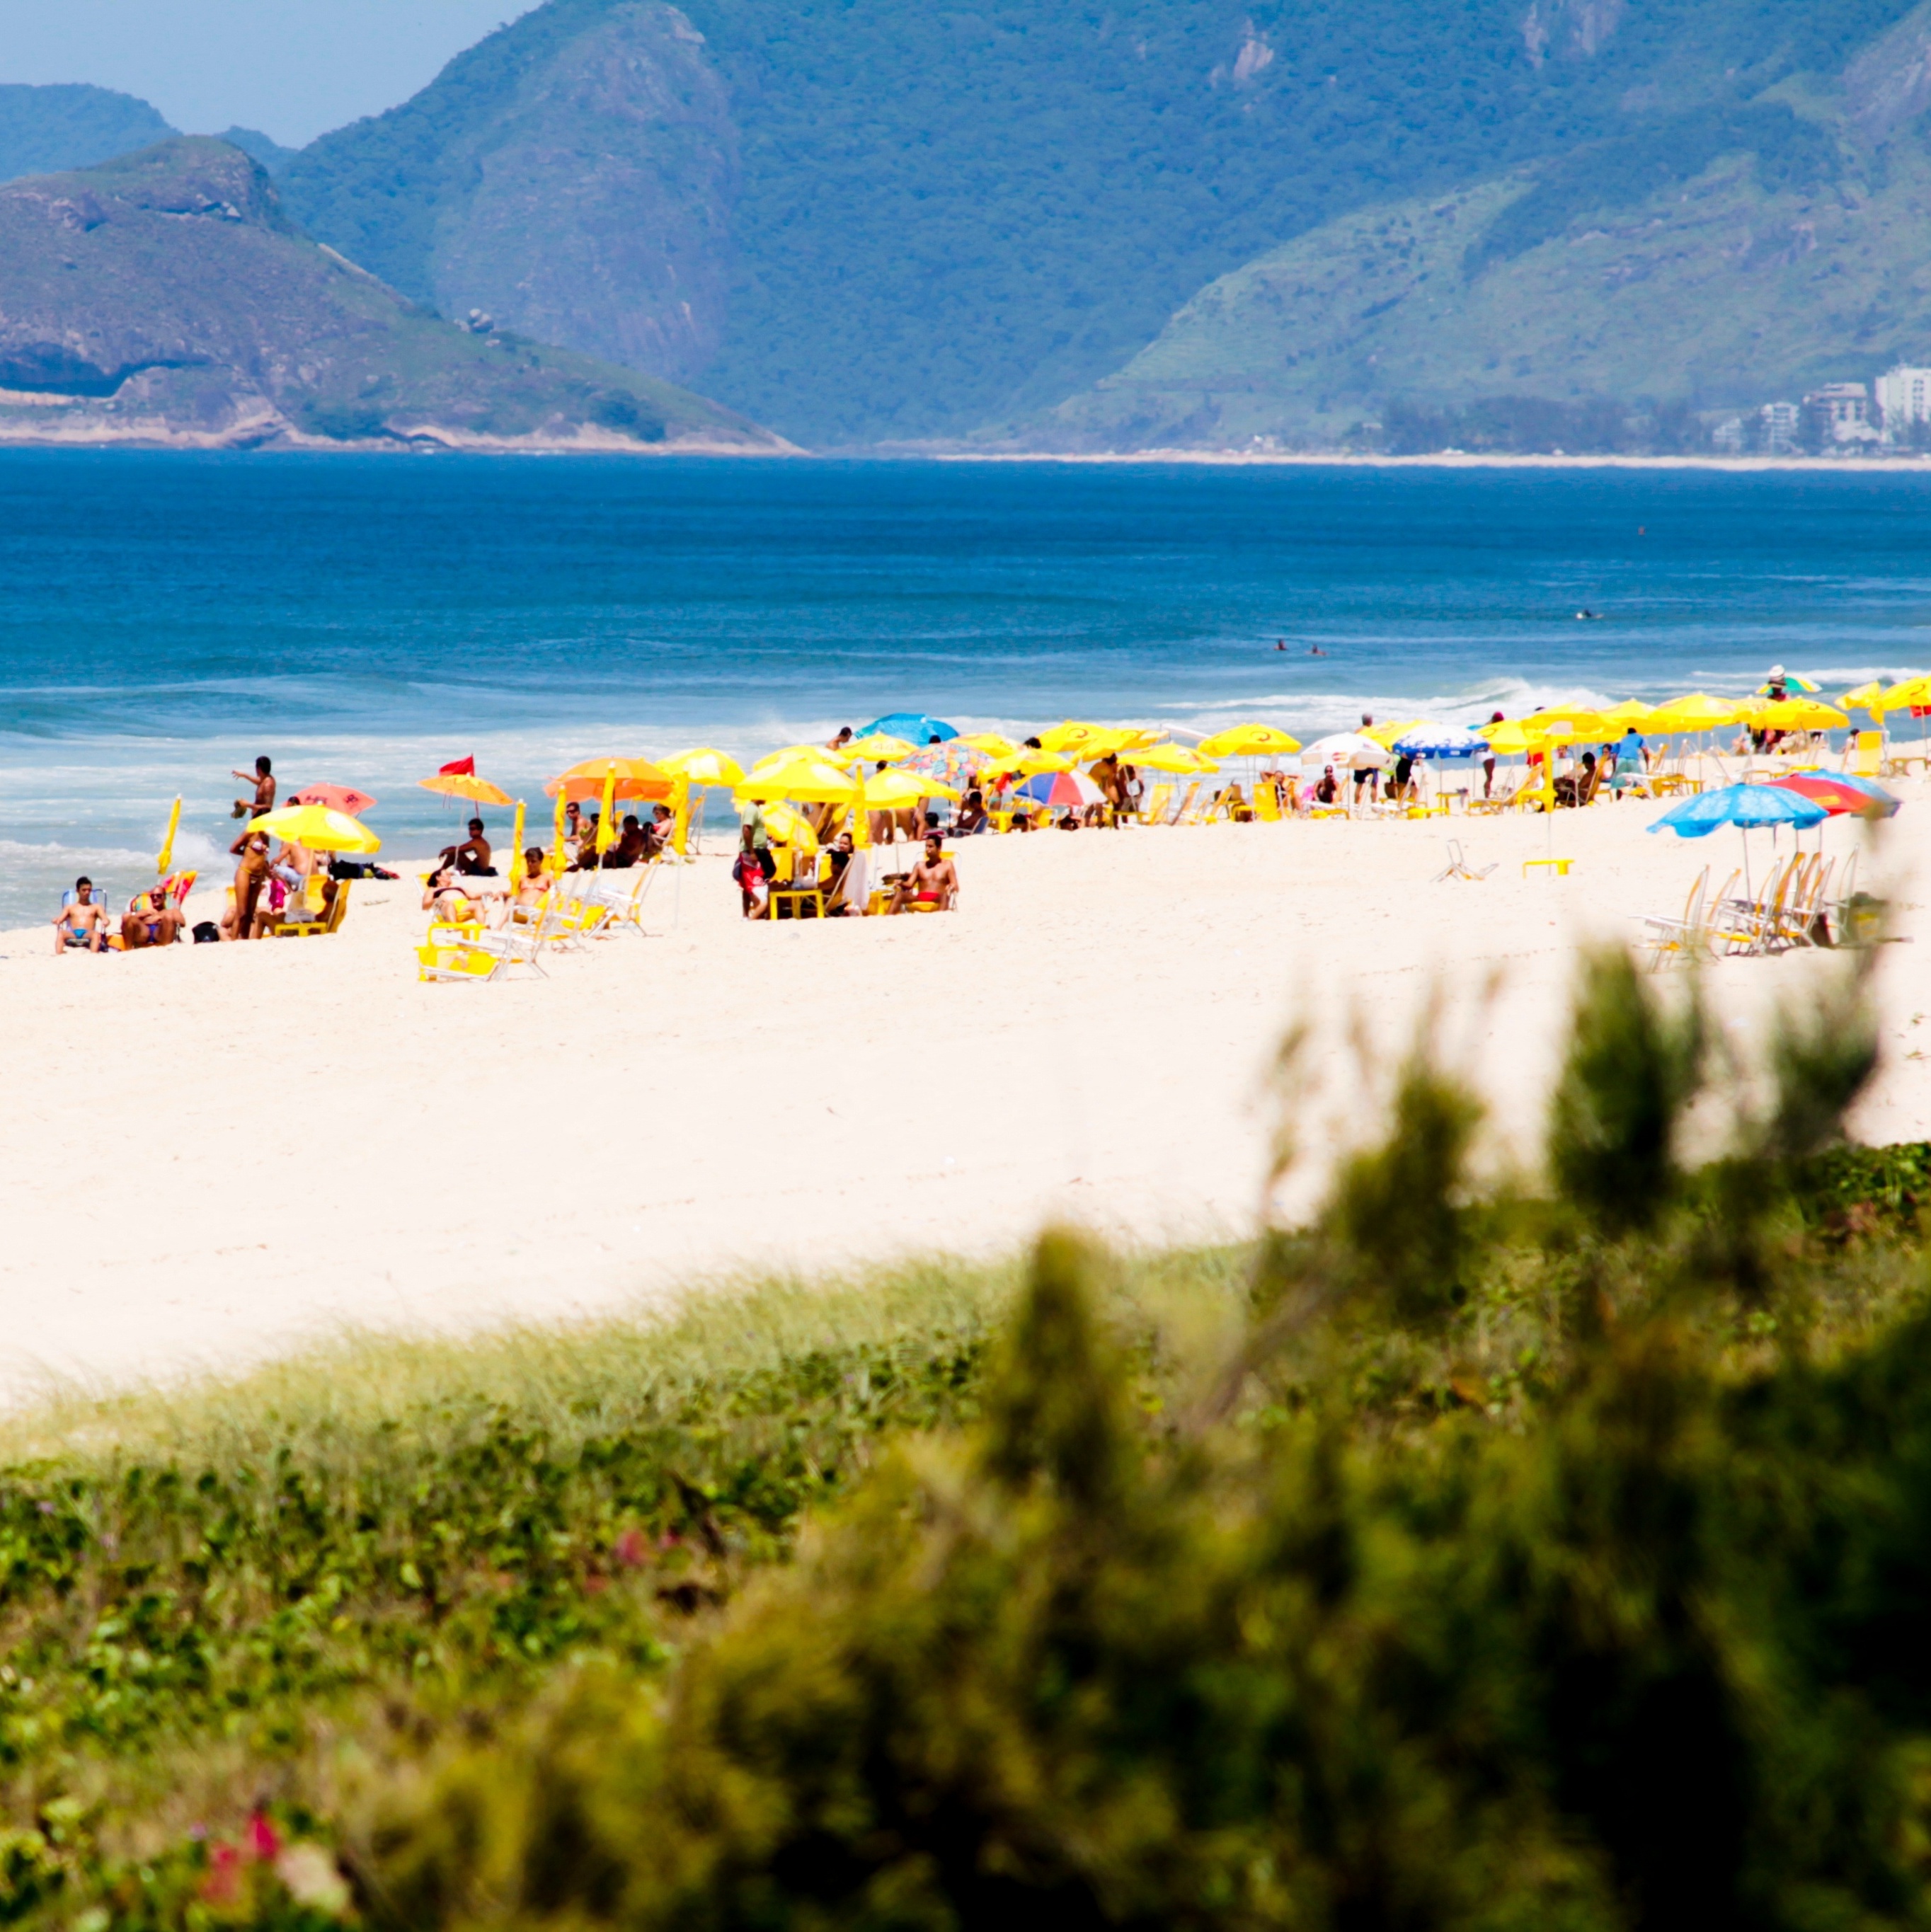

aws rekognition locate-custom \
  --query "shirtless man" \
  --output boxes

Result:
[52,876,105,953]
[231,754,275,820]
[438,818,494,875]
[121,882,188,950]
[888,834,958,914]
[222,829,271,939]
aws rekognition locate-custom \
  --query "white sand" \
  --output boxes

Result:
[1,803,1924,1397]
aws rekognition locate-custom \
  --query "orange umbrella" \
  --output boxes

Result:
[544,757,674,804]
[419,771,511,807]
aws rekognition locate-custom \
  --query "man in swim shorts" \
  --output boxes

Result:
[889,834,958,914]
[52,877,105,953]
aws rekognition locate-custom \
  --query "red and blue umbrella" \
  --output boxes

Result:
[1016,770,1104,809]
[1771,772,1901,818]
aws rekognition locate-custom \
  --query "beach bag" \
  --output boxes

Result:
[193,921,221,944]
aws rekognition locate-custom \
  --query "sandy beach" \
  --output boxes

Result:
[1,801,1924,1398]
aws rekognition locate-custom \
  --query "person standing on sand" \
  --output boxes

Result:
[1352,714,1380,805]
[224,828,270,939]
[231,755,275,820]
[1483,711,1503,798]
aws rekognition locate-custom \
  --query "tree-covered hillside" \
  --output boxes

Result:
[277,0,1931,448]
[0,83,174,185]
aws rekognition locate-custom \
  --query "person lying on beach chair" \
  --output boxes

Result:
[52,876,106,953]
[888,834,958,914]
[423,867,483,926]
[644,805,674,859]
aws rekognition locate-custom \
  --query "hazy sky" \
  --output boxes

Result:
[0,0,534,146]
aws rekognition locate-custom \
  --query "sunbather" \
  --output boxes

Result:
[52,876,105,954]
[423,868,481,924]
[644,805,674,857]
[604,814,648,868]
[889,834,958,913]
[122,882,187,950]
[438,818,495,875]
[824,833,869,915]
[223,829,270,940]
[513,849,551,910]
[954,788,988,835]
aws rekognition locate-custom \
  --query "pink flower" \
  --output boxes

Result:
[201,1842,242,1904]
[612,1528,648,1569]
[246,1810,282,1862]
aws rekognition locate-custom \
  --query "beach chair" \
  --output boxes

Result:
[416,921,505,983]
[1847,731,1885,778]
[1167,782,1200,825]
[1138,783,1174,826]
[1254,781,1282,823]
[266,875,352,938]
[1638,866,1710,969]
[578,860,659,936]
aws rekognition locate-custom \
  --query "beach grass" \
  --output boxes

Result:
[0,1066,1925,1924]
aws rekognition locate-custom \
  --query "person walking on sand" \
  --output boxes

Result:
[52,876,105,953]
[231,755,275,820]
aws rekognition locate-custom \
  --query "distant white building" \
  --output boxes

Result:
[1712,415,1745,452]
[1804,382,1879,444]
[1876,366,1931,441]
[1760,401,1800,453]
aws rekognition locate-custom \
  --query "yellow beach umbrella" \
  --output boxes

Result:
[1881,675,1931,711]
[670,775,692,856]
[987,749,1075,777]
[660,747,746,788]
[1642,694,1742,733]
[1198,723,1302,758]
[1519,706,1612,742]
[861,768,961,809]
[553,788,568,875]
[844,732,917,762]
[155,794,182,875]
[1838,680,1886,713]
[960,732,1021,760]
[1755,697,1848,730]
[734,756,860,805]
[1128,742,1220,775]
[248,803,380,853]
[507,800,527,887]
[761,801,820,850]
[1600,699,1653,727]
[1361,719,1427,751]
[419,771,512,807]
[1038,720,1130,756]
[1482,720,1544,756]
[752,744,836,774]
[596,764,617,856]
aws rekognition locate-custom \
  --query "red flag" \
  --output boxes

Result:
[438,755,476,776]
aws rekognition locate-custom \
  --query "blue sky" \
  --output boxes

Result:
[0,0,534,146]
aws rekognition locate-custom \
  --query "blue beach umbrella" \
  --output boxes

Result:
[859,712,957,742]
[1648,783,1828,836]
[1392,725,1486,758]
[1649,781,1828,895]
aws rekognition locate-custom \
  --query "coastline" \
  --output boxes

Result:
[928,448,1931,473]
[1,806,1922,1401]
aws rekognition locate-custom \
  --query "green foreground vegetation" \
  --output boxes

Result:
[5,950,1931,1926]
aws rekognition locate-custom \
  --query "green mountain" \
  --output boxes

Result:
[274,0,1931,449]
[0,83,175,184]
[0,138,781,452]
[1023,57,1931,452]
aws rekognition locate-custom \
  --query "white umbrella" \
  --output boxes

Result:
[1301,731,1387,767]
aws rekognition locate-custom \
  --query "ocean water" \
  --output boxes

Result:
[2,450,1929,930]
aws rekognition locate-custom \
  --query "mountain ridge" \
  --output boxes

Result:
[0,137,784,453]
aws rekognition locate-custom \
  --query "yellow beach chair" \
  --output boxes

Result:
[1847,730,1885,778]
[1138,783,1174,826]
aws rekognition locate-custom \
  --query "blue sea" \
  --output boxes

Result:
[1,451,1928,929]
